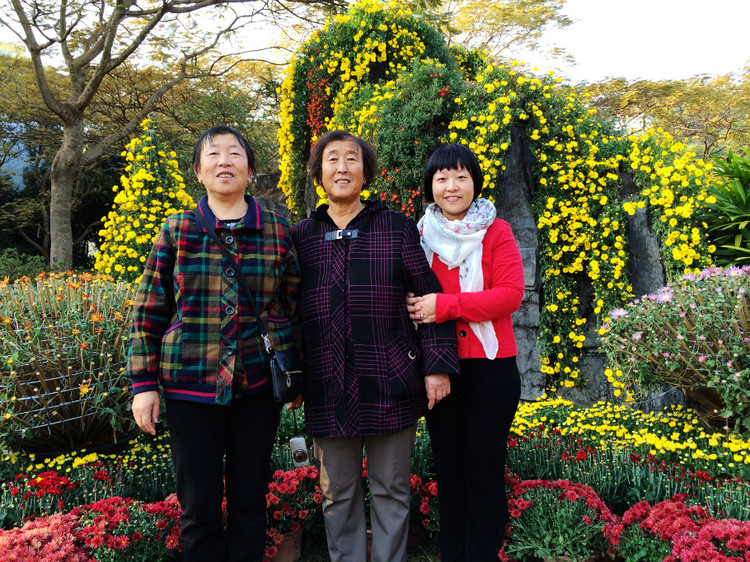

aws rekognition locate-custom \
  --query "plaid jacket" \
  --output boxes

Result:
[291,201,459,437]
[128,195,300,405]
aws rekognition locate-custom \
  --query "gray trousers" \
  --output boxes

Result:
[313,425,417,562]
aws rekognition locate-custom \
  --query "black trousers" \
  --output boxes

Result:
[165,391,280,562]
[426,357,521,562]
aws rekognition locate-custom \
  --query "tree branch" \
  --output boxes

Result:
[82,71,189,164]
[7,0,65,117]
[73,219,103,247]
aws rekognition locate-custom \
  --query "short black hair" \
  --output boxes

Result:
[422,143,483,203]
[192,125,255,173]
[307,130,378,187]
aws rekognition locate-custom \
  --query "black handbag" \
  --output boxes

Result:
[193,210,302,404]
[266,343,303,405]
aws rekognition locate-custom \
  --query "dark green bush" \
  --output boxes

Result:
[0,248,46,282]
[707,149,750,265]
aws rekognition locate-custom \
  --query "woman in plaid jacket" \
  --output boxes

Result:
[290,130,459,562]
[129,125,300,562]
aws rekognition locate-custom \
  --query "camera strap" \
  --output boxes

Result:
[292,408,300,435]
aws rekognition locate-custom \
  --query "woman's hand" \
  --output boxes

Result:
[424,373,451,410]
[287,393,303,410]
[406,292,438,324]
[132,391,160,435]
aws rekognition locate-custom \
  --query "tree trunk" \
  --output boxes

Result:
[49,121,84,270]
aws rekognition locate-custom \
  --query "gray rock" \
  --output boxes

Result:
[624,198,665,298]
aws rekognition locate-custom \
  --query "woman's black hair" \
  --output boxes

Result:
[192,124,255,173]
[307,130,378,187]
[422,143,483,202]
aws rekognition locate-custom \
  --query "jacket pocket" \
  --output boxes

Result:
[386,330,423,399]
[159,321,183,383]
[266,315,296,352]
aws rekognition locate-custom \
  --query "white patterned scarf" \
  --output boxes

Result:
[418,198,498,359]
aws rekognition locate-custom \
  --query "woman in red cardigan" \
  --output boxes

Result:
[407,143,525,561]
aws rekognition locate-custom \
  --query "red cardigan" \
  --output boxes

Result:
[432,218,524,359]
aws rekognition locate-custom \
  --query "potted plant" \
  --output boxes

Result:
[264,465,323,561]
[72,494,181,561]
[501,478,617,561]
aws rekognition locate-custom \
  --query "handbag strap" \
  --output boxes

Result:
[192,209,275,355]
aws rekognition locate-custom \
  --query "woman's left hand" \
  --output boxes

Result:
[425,373,451,409]
[287,393,303,410]
[407,292,437,324]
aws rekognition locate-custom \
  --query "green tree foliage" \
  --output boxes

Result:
[577,67,750,159]
[0,54,156,266]
[0,53,278,263]
[0,60,122,268]
[0,52,62,258]
[0,248,46,282]
[445,0,573,58]
[94,120,194,283]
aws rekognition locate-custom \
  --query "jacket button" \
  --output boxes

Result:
[226,268,235,278]
[225,305,235,315]
[226,346,235,356]
[225,235,235,245]
[459,330,467,337]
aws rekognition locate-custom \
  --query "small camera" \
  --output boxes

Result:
[290,436,310,467]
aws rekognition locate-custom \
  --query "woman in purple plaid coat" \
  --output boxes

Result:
[290,130,459,562]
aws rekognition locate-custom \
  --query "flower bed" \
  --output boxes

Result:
[607,495,750,562]
[0,272,135,453]
[1,401,749,560]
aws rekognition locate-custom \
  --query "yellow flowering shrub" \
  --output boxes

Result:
[279,0,716,393]
[277,0,453,216]
[94,119,194,284]
[623,129,716,279]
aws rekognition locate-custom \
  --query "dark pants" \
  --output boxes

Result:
[426,357,521,562]
[165,392,280,562]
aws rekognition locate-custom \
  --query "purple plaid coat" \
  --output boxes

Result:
[291,201,459,437]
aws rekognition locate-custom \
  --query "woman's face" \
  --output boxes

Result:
[431,165,474,221]
[320,140,365,204]
[194,133,252,201]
